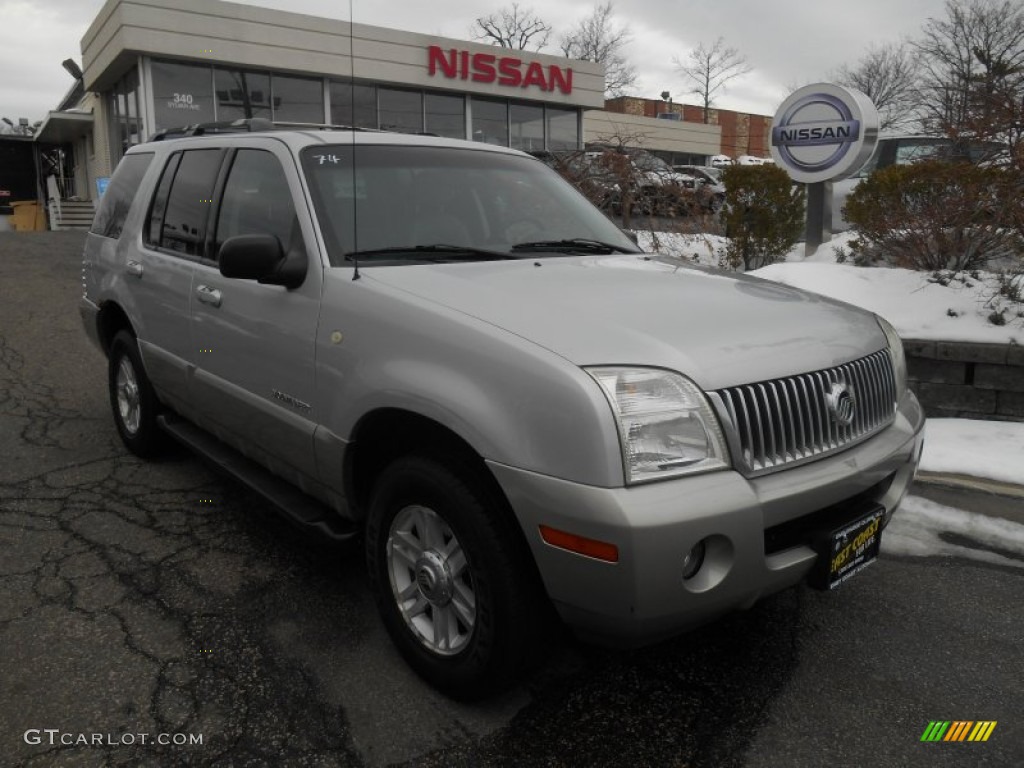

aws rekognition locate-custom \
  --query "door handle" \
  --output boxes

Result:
[126,260,144,277]
[195,284,222,307]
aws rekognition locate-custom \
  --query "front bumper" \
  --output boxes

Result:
[488,390,925,647]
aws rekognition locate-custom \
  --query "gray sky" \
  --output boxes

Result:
[0,0,949,124]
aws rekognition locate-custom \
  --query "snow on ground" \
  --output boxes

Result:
[882,494,1024,568]
[636,229,1023,344]
[886,414,1024,565]
[752,260,1023,345]
[633,231,727,268]
[919,418,1024,486]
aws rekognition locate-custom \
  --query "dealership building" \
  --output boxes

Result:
[29,0,766,228]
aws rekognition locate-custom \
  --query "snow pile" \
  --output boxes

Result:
[633,231,728,268]
[751,261,1023,344]
[631,227,1022,344]
[919,418,1024,485]
[883,495,1024,569]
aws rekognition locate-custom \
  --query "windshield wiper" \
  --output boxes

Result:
[344,244,517,262]
[510,238,639,255]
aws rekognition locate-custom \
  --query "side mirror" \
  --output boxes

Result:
[219,234,305,289]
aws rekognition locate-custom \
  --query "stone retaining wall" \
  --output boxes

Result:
[904,340,1024,422]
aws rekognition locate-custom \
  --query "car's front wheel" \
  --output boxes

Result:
[108,330,168,457]
[365,455,545,700]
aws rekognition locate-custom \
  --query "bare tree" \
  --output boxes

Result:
[832,42,921,131]
[674,37,752,123]
[560,2,637,97]
[472,4,552,51]
[913,0,1024,161]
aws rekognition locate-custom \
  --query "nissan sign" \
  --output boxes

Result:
[770,83,879,184]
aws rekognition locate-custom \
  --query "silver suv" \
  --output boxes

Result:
[81,121,925,700]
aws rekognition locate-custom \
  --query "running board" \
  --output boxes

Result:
[157,414,357,543]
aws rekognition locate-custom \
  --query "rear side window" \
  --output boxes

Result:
[89,153,153,238]
[148,149,222,257]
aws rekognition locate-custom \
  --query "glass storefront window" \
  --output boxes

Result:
[272,74,324,124]
[151,60,215,131]
[510,103,543,152]
[109,65,146,161]
[425,93,464,139]
[215,68,271,122]
[329,81,377,128]
[471,98,507,146]
[378,88,423,134]
[546,106,578,151]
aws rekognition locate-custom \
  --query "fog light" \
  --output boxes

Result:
[682,540,706,580]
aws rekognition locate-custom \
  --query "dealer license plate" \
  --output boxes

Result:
[810,506,884,590]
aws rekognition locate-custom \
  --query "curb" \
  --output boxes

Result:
[914,470,1024,500]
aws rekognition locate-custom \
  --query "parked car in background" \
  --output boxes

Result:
[531,149,623,214]
[539,146,701,218]
[672,165,727,212]
[585,146,701,216]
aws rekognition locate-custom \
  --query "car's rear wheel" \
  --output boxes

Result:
[365,455,544,700]
[108,330,167,457]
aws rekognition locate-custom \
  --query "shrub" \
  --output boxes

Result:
[721,165,805,270]
[844,160,1024,271]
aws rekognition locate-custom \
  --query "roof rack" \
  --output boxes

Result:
[146,118,371,142]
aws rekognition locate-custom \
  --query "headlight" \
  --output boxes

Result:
[876,316,908,396]
[587,367,730,484]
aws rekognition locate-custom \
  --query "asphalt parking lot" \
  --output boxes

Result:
[2,231,1022,767]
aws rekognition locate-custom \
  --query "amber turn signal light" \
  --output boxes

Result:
[539,525,619,563]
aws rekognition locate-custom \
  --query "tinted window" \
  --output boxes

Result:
[215,150,302,257]
[272,74,324,123]
[151,60,215,131]
[215,68,271,122]
[145,152,181,246]
[157,149,222,257]
[301,145,637,262]
[471,98,508,146]
[90,153,153,238]
[546,106,578,151]
[510,103,543,152]
[425,93,464,139]
[329,81,377,128]
[379,88,423,133]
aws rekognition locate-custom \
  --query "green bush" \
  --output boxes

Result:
[844,160,1024,271]
[721,165,805,270]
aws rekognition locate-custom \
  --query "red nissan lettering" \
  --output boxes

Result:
[472,53,497,83]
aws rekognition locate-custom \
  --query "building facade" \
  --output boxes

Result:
[604,96,772,165]
[33,0,755,221]
[57,0,609,201]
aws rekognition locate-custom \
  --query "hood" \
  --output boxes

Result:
[366,255,886,391]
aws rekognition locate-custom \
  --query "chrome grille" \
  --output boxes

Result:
[713,349,897,475]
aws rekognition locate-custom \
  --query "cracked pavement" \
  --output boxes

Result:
[2,232,1022,767]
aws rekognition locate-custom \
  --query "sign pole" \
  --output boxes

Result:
[804,181,833,257]
[770,82,878,259]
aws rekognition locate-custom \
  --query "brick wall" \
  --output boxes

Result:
[904,340,1024,422]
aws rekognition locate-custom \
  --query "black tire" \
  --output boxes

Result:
[108,330,168,458]
[365,455,545,700]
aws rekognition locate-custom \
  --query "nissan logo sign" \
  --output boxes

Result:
[770,83,879,184]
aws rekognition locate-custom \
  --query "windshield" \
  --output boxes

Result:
[301,145,638,265]
[630,152,672,172]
